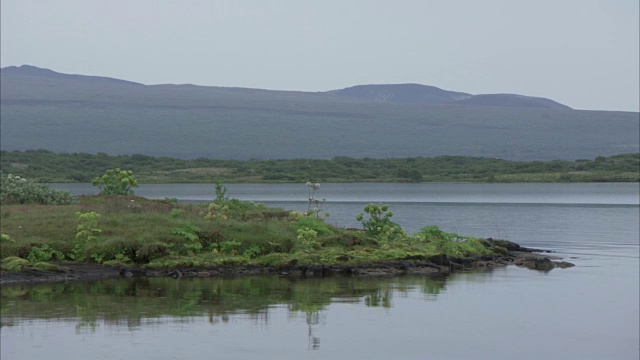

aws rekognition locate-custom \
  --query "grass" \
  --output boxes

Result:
[1,195,509,271]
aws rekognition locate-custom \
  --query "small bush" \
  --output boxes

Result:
[356,203,406,241]
[295,217,333,236]
[136,242,171,262]
[0,173,75,205]
[27,244,65,262]
[1,256,30,271]
[91,168,138,196]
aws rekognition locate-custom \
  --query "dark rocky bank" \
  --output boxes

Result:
[0,240,574,286]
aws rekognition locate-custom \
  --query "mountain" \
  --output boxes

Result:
[0,65,142,86]
[328,84,571,109]
[1,65,638,161]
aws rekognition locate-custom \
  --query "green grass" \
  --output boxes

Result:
[0,196,508,270]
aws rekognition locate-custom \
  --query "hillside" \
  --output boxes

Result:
[1,65,638,161]
[328,84,571,109]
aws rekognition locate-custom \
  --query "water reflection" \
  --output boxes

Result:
[0,273,462,347]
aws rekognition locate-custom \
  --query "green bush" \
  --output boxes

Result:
[91,168,138,195]
[0,173,75,205]
[27,244,65,262]
[356,203,405,241]
[295,216,333,236]
[1,256,30,271]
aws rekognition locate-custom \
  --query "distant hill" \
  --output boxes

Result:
[1,65,638,161]
[328,84,571,109]
[0,65,142,86]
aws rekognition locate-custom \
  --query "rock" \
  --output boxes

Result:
[555,261,575,268]
[167,269,182,279]
[119,268,146,278]
[517,257,558,271]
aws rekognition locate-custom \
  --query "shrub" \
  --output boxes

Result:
[413,225,491,257]
[72,211,102,261]
[1,256,30,271]
[356,203,406,241]
[27,244,65,262]
[295,216,333,236]
[136,242,171,262]
[91,168,138,195]
[171,221,202,254]
[0,173,75,205]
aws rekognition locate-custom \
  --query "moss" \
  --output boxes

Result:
[31,262,69,272]
[1,256,30,271]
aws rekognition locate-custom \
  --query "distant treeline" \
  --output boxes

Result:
[1,150,638,183]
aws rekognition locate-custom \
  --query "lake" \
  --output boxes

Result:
[2,183,639,359]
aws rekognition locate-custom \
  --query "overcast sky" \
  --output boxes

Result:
[1,0,638,111]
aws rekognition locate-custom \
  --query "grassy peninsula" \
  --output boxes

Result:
[1,175,522,275]
[2,150,638,183]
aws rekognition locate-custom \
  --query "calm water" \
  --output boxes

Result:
[2,183,639,359]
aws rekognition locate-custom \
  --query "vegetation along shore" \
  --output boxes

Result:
[1,150,638,183]
[0,170,575,285]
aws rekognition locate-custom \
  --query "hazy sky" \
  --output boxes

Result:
[2,0,638,111]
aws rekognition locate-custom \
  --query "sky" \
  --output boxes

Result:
[1,0,638,112]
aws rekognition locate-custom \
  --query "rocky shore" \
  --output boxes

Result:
[0,241,574,286]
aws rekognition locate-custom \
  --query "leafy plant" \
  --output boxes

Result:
[72,211,102,261]
[356,203,406,241]
[219,240,241,254]
[91,168,138,195]
[170,208,185,218]
[412,225,491,257]
[76,211,102,242]
[243,245,263,259]
[171,221,202,254]
[296,228,320,250]
[27,244,65,262]
[295,216,333,236]
[205,179,264,220]
[214,178,229,204]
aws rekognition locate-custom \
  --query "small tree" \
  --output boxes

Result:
[92,168,138,195]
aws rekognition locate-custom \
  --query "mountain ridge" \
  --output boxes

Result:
[2,65,570,109]
[1,65,637,161]
[327,83,571,109]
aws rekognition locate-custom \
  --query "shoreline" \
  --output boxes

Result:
[0,247,575,286]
